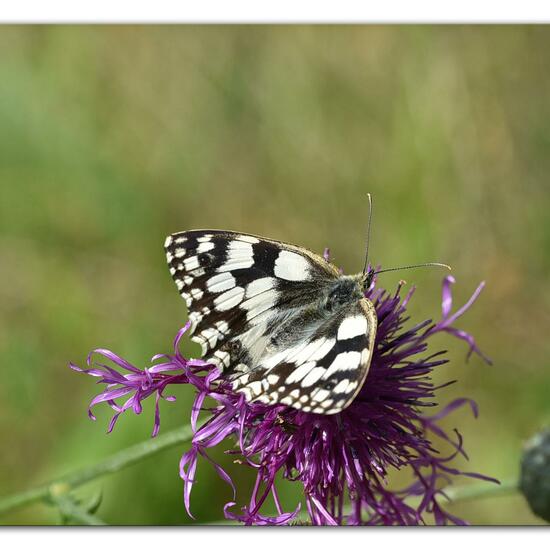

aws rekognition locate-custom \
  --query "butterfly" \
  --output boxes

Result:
[164,229,377,415]
[164,200,448,416]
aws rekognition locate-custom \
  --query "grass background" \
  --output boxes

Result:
[0,25,549,525]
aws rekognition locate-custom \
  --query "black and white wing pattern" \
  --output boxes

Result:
[164,230,377,415]
[231,299,377,414]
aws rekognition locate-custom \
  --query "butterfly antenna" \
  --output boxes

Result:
[373,262,451,276]
[362,193,373,277]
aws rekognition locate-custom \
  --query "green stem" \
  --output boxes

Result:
[441,477,518,502]
[0,423,200,517]
[51,495,107,526]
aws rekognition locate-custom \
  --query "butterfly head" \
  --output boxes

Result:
[361,268,376,293]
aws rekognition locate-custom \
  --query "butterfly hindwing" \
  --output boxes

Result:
[231,299,376,415]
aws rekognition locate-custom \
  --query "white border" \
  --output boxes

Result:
[1,0,550,23]
[0,0,547,543]
[0,527,547,549]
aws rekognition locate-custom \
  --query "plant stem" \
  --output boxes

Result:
[392,478,518,512]
[51,495,107,526]
[0,423,199,517]
[442,477,518,502]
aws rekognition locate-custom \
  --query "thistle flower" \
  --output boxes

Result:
[72,272,495,525]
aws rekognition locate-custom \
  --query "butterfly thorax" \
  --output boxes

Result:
[256,274,369,367]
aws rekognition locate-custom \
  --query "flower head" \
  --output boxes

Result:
[72,271,495,525]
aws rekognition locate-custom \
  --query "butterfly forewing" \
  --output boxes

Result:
[165,230,337,354]
[165,229,377,415]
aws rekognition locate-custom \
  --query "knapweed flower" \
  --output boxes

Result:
[71,272,495,525]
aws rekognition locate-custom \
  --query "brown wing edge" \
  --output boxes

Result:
[339,296,378,411]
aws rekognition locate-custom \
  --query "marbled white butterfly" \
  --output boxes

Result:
[164,199,448,415]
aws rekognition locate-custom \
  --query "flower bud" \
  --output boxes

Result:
[520,429,550,523]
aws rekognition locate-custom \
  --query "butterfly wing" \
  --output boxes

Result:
[232,298,377,415]
[164,229,340,370]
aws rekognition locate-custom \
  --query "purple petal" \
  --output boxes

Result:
[179,449,198,519]
[441,275,455,318]
[444,280,486,327]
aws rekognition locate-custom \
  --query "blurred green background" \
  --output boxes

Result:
[0,25,549,526]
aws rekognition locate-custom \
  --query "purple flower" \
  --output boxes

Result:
[72,272,496,525]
